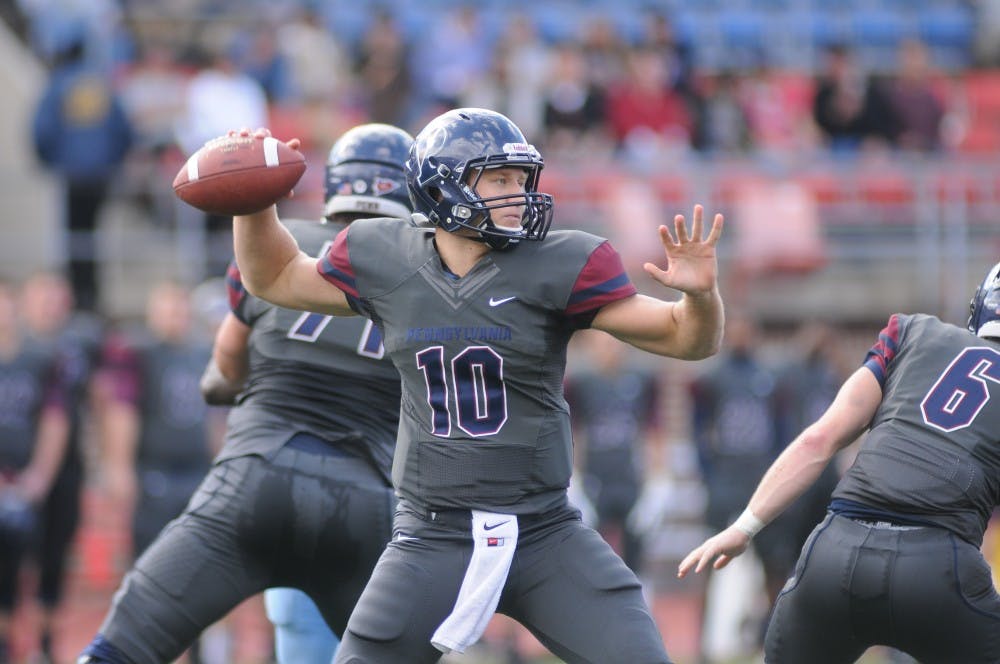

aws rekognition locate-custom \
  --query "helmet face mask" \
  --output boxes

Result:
[968,261,1000,339]
[324,123,414,221]
[406,108,554,250]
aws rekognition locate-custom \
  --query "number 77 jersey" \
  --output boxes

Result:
[220,218,401,477]
[319,218,637,514]
[833,312,1000,547]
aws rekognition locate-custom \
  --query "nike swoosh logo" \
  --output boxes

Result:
[394,534,420,542]
[483,520,510,531]
[489,296,517,307]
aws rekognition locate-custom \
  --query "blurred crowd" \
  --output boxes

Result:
[12,0,993,312]
[12,0,983,164]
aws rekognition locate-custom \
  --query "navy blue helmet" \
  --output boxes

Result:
[405,108,554,250]
[968,260,1000,339]
[324,123,413,220]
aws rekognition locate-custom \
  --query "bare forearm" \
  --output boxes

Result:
[678,369,878,578]
[233,207,353,315]
[746,428,837,525]
[747,368,881,525]
[670,287,724,359]
[233,206,303,302]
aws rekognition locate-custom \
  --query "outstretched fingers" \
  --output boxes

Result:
[687,203,704,243]
[705,212,724,246]
[666,205,724,248]
[672,213,689,244]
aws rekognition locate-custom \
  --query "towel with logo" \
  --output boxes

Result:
[431,511,519,653]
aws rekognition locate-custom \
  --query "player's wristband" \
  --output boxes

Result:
[733,507,765,539]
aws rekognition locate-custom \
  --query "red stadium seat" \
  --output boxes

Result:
[796,173,846,205]
[651,175,691,205]
[858,172,915,205]
[958,72,1000,153]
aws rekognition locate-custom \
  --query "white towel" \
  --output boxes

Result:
[431,510,519,654]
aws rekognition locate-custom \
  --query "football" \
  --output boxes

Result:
[172,134,306,216]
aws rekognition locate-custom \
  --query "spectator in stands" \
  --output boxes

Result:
[231,25,294,105]
[887,39,946,152]
[541,42,610,158]
[606,47,694,159]
[464,12,551,142]
[0,279,69,664]
[19,271,105,664]
[578,14,629,97]
[638,10,695,99]
[740,60,817,155]
[812,43,896,152]
[354,8,413,127]
[412,5,490,112]
[31,33,134,312]
[117,39,188,226]
[695,70,751,154]
[174,39,269,278]
[277,7,351,107]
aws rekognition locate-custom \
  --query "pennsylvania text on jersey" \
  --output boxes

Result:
[406,326,513,342]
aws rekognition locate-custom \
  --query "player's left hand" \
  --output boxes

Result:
[643,204,723,296]
[676,524,749,578]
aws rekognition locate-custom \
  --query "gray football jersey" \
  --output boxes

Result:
[319,218,638,513]
[0,338,64,470]
[220,219,401,479]
[101,328,214,474]
[833,313,1000,545]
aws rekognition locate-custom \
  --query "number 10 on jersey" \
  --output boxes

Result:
[416,345,508,438]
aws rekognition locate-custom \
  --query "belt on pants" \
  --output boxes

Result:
[402,501,570,531]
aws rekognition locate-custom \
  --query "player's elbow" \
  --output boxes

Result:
[239,257,300,307]
[689,332,723,360]
[239,275,273,301]
[671,329,723,360]
[796,422,845,462]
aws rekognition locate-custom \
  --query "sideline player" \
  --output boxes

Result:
[226,107,724,663]
[19,271,104,663]
[678,261,1000,663]
[0,279,69,663]
[77,123,413,664]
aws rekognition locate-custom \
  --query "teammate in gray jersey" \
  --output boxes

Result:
[679,261,1000,663]
[228,107,724,664]
[78,124,413,664]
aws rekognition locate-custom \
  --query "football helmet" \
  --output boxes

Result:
[324,123,413,220]
[968,260,1000,339]
[405,108,554,250]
